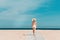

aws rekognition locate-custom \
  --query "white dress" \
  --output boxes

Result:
[33,24,36,28]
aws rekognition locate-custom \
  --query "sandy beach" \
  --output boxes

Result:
[0,30,60,40]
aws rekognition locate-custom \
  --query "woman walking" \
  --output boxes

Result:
[32,18,37,36]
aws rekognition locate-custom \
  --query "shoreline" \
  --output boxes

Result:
[0,28,60,30]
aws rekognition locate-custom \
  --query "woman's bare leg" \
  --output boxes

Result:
[33,27,36,36]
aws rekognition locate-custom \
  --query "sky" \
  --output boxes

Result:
[0,0,60,28]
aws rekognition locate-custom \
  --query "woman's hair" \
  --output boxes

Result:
[32,18,36,22]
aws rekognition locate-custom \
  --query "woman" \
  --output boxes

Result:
[32,18,37,36]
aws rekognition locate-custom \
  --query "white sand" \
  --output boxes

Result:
[24,31,44,40]
[0,30,60,40]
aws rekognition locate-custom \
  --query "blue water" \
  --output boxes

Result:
[0,0,60,28]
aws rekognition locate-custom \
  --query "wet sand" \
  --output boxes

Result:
[0,30,60,40]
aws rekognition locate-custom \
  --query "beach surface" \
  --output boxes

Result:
[0,30,60,40]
